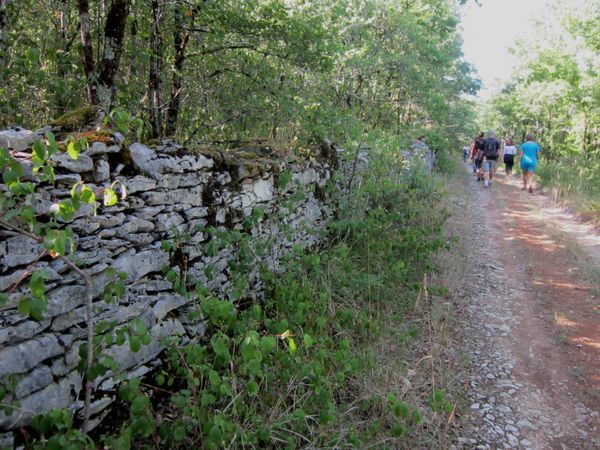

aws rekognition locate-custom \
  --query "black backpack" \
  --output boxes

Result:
[483,138,498,158]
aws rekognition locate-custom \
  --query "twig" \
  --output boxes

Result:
[9,249,48,293]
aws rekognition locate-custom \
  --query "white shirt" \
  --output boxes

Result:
[504,145,517,155]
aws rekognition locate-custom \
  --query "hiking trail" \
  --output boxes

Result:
[443,163,600,449]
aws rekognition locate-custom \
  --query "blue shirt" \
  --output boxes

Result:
[520,141,540,164]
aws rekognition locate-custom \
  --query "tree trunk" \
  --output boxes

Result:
[0,0,11,87]
[96,0,130,111]
[148,0,164,139]
[55,0,70,112]
[78,0,96,104]
[164,4,189,137]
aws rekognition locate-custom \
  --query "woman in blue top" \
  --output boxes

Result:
[518,134,540,193]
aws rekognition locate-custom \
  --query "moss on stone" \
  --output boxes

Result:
[52,105,104,130]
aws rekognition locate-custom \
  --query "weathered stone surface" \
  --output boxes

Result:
[125,233,154,246]
[50,343,80,376]
[0,372,82,429]
[154,212,185,232]
[0,127,35,151]
[124,175,157,194]
[46,285,87,317]
[129,143,179,179]
[51,152,94,172]
[0,319,51,346]
[112,249,169,282]
[0,269,26,292]
[0,335,62,377]
[152,294,188,322]
[0,235,44,271]
[94,159,111,182]
[92,212,126,228]
[142,187,203,207]
[0,432,14,448]
[15,366,53,399]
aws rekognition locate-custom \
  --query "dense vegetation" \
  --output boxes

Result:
[482,0,600,215]
[0,0,477,147]
[0,0,481,448]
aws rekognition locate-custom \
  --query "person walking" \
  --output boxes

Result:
[470,132,485,181]
[503,138,517,176]
[482,130,500,187]
[518,134,541,193]
[463,144,470,163]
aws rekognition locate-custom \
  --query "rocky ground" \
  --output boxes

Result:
[444,164,600,449]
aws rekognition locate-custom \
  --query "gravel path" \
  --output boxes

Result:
[447,165,600,449]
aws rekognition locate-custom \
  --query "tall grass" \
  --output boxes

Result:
[536,159,600,220]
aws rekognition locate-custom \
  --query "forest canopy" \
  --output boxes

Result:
[0,0,479,147]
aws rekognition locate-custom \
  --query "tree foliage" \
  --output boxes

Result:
[0,0,477,145]
[482,0,600,161]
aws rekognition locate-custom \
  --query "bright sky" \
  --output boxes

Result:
[459,0,550,99]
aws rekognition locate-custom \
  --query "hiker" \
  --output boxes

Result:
[470,132,485,181]
[463,144,470,163]
[482,130,500,187]
[503,137,517,176]
[518,134,540,193]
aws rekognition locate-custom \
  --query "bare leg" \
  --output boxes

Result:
[522,169,528,190]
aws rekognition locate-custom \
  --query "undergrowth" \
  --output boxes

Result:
[20,146,453,449]
[537,159,600,221]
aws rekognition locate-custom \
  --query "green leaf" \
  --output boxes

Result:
[173,425,186,441]
[287,337,297,354]
[131,395,149,415]
[28,270,47,299]
[303,334,314,348]
[103,188,118,206]
[67,141,79,160]
[46,131,58,155]
[260,336,276,353]
[129,335,141,353]
[247,380,259,396]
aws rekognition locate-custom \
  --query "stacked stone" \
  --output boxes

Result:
[0,128,338,435]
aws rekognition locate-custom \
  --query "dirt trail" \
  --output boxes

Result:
[447,164,600,449]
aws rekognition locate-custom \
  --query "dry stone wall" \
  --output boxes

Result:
[0,130,339,433]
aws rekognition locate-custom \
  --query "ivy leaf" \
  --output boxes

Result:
[103,188,118,206]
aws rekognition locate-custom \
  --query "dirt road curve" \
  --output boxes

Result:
[448,164,600,449]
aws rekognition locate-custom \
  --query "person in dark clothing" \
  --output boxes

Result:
[503,137,517,176]
[482,130,500,187]
[470,131,485,181]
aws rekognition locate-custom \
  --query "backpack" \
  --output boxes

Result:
[483,138,498,158]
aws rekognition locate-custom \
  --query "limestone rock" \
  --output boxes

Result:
[51,152,94,172]
[1,235,45,271]
[94,159,111,182]
[124,175,157,194]
[46,285,87,317]
[0,371,82,429]
[0,334,63,377]
[112,249,169,282]
[15,365,53,399]
[0,319,51,346]
[129,143,178,179]
[0,127,35,151]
